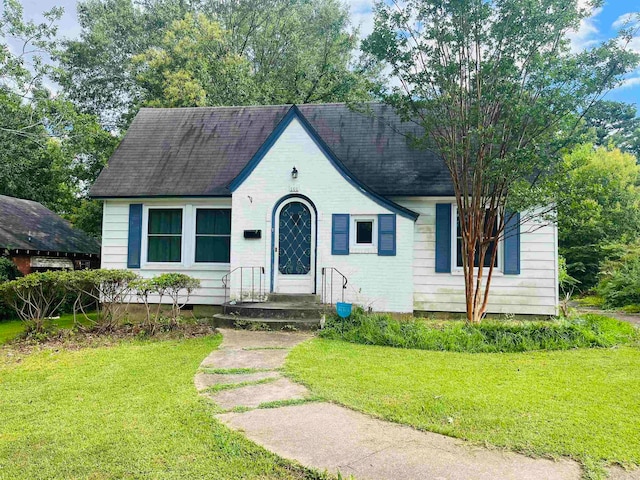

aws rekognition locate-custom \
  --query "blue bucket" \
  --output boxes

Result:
[336,302,352,319]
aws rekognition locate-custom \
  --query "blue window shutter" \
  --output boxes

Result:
[503,211,521,275]
[127,204,143,268]
[332,214,349,255]
[378,214,396,256]
[435,203,452,273]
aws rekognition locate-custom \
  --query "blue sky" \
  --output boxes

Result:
[11,0,640,110]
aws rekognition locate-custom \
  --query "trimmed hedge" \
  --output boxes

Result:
[320,308,639,353]
[0,269,200,333]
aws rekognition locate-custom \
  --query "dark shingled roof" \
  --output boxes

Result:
[90,103,454,198]
[0,195,101,255]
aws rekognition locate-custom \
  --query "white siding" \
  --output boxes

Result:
[392,197,558,316]
[101,198,231,305]
[231,117,415,312]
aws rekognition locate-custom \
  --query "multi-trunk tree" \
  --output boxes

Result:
[363,0,639,322]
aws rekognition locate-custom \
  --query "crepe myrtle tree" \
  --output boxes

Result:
[362,0,640,322]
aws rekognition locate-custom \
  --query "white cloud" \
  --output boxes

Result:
[612,12,640,30]
[347,0,375,39]
[21,0,82,40]
[566,6,602,53]
[619,74,640,89]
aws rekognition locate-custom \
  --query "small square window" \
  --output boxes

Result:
[356,220,373,244]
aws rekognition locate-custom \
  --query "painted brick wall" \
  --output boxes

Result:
[231,117,415,312]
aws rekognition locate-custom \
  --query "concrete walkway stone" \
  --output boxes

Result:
[219,329,314,349]
[218,403,581,480]
[201,348,290,370]
[209,377,309,409]
[194,371,281,391]
[609,467,640,480]
[198,328,586,480]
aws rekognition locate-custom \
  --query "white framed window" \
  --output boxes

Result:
[143,206,185,264]
[451,206,501,271]
[350,216,377,253]
[194,208,231,264]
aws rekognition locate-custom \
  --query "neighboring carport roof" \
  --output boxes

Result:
[0,195,101,255]
[90,103,454,199]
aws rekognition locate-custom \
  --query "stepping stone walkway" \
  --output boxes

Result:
[196,329,589,479]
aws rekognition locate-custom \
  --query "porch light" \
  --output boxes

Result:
[291,166,298,179]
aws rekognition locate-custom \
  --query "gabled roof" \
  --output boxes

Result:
[0,195,101,255]
[229,106,419,220]
[90,103,454,200]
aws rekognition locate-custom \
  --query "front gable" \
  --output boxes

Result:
[228,106,418,221]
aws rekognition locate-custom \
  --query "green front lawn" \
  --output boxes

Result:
[0,313,96,345]
[286,338,640,478]
[0,335,314,479]
[0,319,26,345]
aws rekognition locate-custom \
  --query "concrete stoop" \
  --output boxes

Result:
[213,294,327,331]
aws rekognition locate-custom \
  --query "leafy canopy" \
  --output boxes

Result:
[1,0,117,232]
[558,144,640,288]
[58,0,373,127]
[133,13,254,107]
[582,100,640,159]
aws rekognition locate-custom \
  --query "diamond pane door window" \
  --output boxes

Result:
[278,202,312,275]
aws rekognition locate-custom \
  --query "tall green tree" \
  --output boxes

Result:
[206,0,371,104]
[558,144,640,289]
[132,13,255,107]
[57,0,372,126]
[0,89,69,209]
[1,0,117,234]
[582,100,640,159]
[363,0,639,322]
[56,0,194,128]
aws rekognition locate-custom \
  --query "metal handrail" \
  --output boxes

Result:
[222,266,265,303]
[321,267,348,305]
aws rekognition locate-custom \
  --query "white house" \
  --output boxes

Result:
[91,104,558,315]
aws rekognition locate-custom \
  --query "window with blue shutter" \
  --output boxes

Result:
[331,214,349,255]
[127,204,142,268]
[435,203,452,273]
[503,211,521,274]
[378,214,396,256]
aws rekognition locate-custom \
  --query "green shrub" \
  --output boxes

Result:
[131,274,200,332]
[320,308,639,353]
[149,273,201,326]
[0,270,68,333]
[0,269,201,338]
[66,269,139,331]
[597,249,640,308]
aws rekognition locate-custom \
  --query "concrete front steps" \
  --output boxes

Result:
[213,293,327,331]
